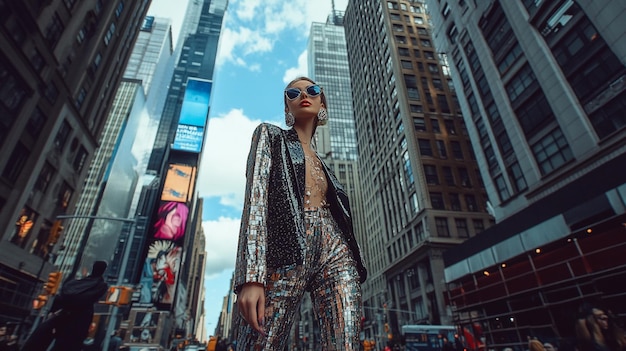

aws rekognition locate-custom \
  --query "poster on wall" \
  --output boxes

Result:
[152,202,189,242]
[138,240,182,305]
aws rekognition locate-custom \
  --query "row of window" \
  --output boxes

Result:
[386,216,488,265]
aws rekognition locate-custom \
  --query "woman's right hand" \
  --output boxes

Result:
[237,283,266,336]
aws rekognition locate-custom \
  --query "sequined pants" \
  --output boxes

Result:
[236,207,362,350]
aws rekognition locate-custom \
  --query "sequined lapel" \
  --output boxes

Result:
[285,128,306,203]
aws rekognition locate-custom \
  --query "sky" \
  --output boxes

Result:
[147,0,349,338]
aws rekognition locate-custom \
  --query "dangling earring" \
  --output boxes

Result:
[317,107,328,125]
[285,111,295,127]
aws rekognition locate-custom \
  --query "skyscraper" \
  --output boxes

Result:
[0,0,150,327]
[344,0,493,343]
[128,0,228,342]
[427,0,626,346]
[56,15,177,280]
[309,12,359,162]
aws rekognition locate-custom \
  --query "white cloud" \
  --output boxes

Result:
[202,217,240,276]
[283,50,309,84]
[197,108,261,206]
[217,0,349,68]
[235,0,262,21]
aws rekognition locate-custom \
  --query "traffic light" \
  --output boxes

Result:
[43,271,62,295]
[33,294,48,309]
[48,220,64,245]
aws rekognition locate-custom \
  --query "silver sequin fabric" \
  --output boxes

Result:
[236,207,362,350]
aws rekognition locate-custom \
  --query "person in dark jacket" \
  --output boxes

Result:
[234,77,367,350]
[21,261,109,351]
[51,261,108,351]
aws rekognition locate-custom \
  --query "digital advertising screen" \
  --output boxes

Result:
[138,240,182,306]
[172,124,204,153]
[152,202,189,242]
[178,78,212,127]
[161,164,196,203]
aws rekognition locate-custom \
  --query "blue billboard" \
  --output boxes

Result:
[172,78,212,153]
[178,78,211,127]
[172,124,204,153]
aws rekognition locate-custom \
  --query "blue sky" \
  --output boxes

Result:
[148,0,349,338]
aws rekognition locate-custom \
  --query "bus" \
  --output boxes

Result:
[401,325,457,351]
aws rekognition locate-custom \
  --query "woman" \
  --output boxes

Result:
[234,77,367,350]
[153,202,188,241]
[575,303,626,351]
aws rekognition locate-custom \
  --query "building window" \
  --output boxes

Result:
[456,218,469,238]
[498,43,523,75]
[104,22,116,46]
[443,167,455,186]
[54,120,72,152]
[28,48,45,72]
[63,0,77,10]
[0,66,28,117]
[403,151,415,188]
[414,118,426,132]
[115,1,124,17]
[431,118,441,133]
[398,47,410,57]
[34,162,55,193]
[589,90,626,139]
[568,47,624,100]
[473,219,485,233]
[532,127,573,175]
[459,167,472,187]
[27,107,47,137]
[92,52,102,72]
[515,93,554,136]
[401,60,413,69]
[44,13,64,47]
[431,192,445,210]
[451,141,463,159]
[418,139,433,156]
[506,64,537,103]
[465,194,478,212]
[424,165,439,184]
[44,82,59,104]
[11,207,38,248]
[72,146,88,172]
[435,217,450,237]
[450,194,462,211]
[2,142,29,183]
[57,182,74,210]
[495,174,511,201]
[445,120,456,135]
[436,140,447,159]
[508,162,528,193]
[75,88,87,109]
[438,95,450,114]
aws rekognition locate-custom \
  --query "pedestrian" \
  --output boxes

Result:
[109,330,123,351]
[233,76,368,350]
[529,339,546,351]
[21,261,109,351]
[575,303,626,351]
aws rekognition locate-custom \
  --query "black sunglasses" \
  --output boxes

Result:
[284,84,322,100]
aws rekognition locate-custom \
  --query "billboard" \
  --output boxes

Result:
[152,202,189,242]
[178,78,211,126]
[172,78,212,153]
[139,240,182,305]
[161,164,196,203]
[172,124,204,153]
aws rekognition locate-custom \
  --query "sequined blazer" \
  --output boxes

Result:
[234,123,367,293]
